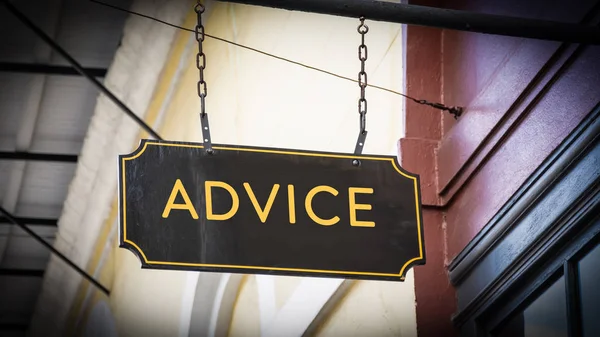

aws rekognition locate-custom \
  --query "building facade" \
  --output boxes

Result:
[404,0,600,336]
[24,0,600,336]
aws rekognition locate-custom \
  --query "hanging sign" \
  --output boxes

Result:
[119,139,425,281]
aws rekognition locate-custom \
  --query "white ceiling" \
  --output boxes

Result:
[0,0,131,334]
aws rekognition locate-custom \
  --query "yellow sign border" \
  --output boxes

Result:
[119,139,425,279]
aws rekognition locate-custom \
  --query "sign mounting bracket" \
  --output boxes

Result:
[200,114,213,153]
[354,130,367,157]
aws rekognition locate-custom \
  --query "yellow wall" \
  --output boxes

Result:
[198,3,415,337]
[314,279,417,337]
[76,1,414,336]
[228,276,261,337]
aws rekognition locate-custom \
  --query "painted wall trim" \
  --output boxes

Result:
[188,273,243,337]
[178,272,200,337]
[454,188,600,328]
[448,103,600,329]
[256,275,277,336]
[82,300,118,337]
[436,3,600,204]
[210,274,244,337]
[449,103,600,285]
[262,277,346,337]
[301,280,355,337]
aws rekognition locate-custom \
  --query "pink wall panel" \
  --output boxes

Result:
[406,0,600,334]
[445,45,600,258]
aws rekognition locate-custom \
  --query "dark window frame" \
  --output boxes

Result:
[449,104,600,337]
[478,212,600,337]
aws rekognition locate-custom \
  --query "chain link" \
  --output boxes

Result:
[195,1,213,153]
[353,16,369,159]
[357,16,368,135]
[195,2,207,117]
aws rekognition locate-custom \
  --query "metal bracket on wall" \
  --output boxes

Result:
[412,99,464,119]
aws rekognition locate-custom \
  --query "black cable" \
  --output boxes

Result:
[0,207,110,295]
[89,0,463,118]
[91,1,411,98]
[3,0,164,140]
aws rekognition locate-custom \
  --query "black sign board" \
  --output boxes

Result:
[119,140,425,281]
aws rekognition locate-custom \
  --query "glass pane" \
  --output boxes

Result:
[495,276,568,337]
[579,244,600,337]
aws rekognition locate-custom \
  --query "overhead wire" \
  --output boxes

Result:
[89,0,462,118]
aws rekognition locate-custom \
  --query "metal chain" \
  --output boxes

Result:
[195,2,206,114]
[357,16,368,135]
[354,16,369,158]
[195,1,213,153]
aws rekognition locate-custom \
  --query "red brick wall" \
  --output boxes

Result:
[403,0,600,336]
[401,2,454,334]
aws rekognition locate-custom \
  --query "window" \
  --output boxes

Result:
[578,244,600,337]
[490,238,600,337]
[494,276,568,337]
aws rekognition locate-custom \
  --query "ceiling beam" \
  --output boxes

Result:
[0,0,65,266]
[0,62,107,77]
[3,1,164,141]
[0,151,78,163]
[0,217,57,227]
[216,0,600,45]
[0,207,110,295]
[0,268,45,277]
[0,323,28,331]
